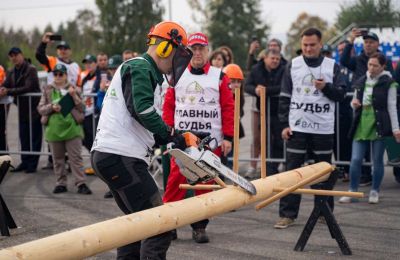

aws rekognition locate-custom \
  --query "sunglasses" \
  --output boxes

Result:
[53,72,65,77]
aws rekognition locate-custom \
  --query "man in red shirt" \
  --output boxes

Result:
[162,32,234,243]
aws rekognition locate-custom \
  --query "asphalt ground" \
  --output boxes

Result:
[0,97,399,259]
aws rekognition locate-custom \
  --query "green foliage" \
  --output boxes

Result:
[0,26,37,68]
[285,12,335,58]
[95,0,164,55]
[336,0,400,29]
[190,0,269,69]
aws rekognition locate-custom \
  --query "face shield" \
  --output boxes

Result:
[167,44,192,87]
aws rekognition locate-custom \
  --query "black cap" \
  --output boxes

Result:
[56,41,71,49]
[321,44,333,54]
[363,32,379,42]
[8,47,22,55]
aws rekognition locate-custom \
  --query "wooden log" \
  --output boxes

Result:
[0,162,333,260]
[259,87,266,178]
[272,187,364,198]
[179,184,223,190]
[233,87,241,174]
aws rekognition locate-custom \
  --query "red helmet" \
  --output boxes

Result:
[147,21,188,46]
[223,64,244,80]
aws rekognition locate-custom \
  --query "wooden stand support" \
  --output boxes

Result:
[214,177,227,188]
[0,157,17,236]
[255,167,331,210]
[179,184,223,190]
[272,187,363,198]
[233,87,241,174]
[259,87,266,178]
[294,171,352,255]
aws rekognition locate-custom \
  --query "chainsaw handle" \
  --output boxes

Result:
[182,132,200,147]
[199,136,218,151]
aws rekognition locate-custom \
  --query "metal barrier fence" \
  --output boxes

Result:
[0,93,98,157]
[1,92,397,168]
[230,93,397,167]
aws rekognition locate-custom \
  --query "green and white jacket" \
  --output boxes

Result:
[92,54,170,164]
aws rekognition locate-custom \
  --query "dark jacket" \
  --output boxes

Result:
[245,59,285,116]
[278,56,346,128]
[340,43,394,84]
[2,60,41,122]
[395,61,400,85]
[348,74,395,139]
[246,53,287,72]
[93,67,108,93]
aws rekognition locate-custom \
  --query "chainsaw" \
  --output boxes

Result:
[167,132,257,195]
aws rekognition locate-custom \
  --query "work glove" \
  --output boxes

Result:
[153,126,183,146]
[168,133,187,150]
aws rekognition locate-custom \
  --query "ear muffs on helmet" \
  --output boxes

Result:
[150,28,181,58]
[156,40,173,58]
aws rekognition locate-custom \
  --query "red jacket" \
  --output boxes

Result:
[162,62,234,140]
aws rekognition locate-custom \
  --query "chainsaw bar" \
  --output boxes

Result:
[169,148,257,195]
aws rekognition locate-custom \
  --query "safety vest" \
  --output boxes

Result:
[45,56,80,86]
[80,70,96,116]
[0,65,5,85]
[289,56,335,134]
[91,57,157,164]
[174,66,223,144]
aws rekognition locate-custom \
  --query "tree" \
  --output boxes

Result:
[0,26,36,68]
[336,0,400,30]
[285,12,336,58]
[0,2,165,71]
[187,0,209,31]
[189,0,269,69]
[96,0,164,55]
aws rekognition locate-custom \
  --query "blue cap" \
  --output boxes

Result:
[8,47,22,55]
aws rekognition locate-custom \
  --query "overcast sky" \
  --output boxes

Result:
[0,0,351,42]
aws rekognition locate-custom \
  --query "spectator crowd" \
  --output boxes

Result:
[0,24,400,247]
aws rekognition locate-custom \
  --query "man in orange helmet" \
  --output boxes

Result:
[91,21,192,259]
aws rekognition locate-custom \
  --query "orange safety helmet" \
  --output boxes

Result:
[223,64,244,80]
[147,21,188,46]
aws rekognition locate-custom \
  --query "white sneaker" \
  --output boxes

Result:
[368,190,379,204]
[338,196,352,203]
[244,167,257,179]
[339,190,359,203]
